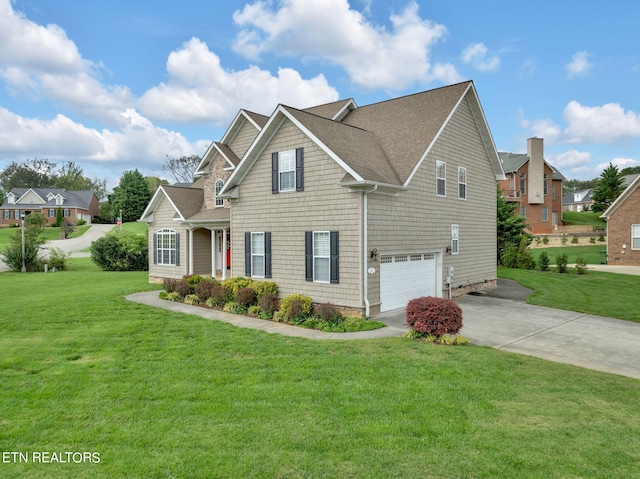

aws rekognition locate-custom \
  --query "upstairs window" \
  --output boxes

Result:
[436,161,446,197]
[56,196,63,205]
[215,179,224,207]
[543,174,549,195]
[519,173,526,195]
[458,167,467,200]
[451,225,459,254]
[272,148,304,193]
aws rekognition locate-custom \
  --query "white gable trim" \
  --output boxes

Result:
[139,186,185,222]
[332,99,357,121]
[601,174,640,219]
[16,188,46,204]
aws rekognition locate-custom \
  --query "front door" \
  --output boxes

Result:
[215,231,223,275]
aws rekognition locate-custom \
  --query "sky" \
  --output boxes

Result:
[1,0,639,190]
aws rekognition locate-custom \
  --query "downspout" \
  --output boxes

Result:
[363,186,377,318]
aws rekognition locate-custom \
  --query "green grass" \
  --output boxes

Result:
[2,259,640,478]
[110,221,148,237]
[530,245,606,264]
[562,211,606,228]
[499,266,640,322]
[0,225,90,252]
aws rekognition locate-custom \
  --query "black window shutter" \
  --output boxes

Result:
[175,233,180,266]
[153,233,157,265]
[264,232,272,279]
[245,232,252,276]
[305,231,313,281]
[330,231,339,284]
[271,152,279,194]
[296,148,304,192]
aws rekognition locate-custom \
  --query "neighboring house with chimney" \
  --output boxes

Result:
[498,138,565,234]
[0,188,99,226]
[140,81,505,316]
[601,174,640,266]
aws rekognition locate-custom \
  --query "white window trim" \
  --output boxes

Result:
[157,228,177,266]
[313,231,330,283]
[279,150,296,192]
[436,161,446,197]
[632,224,640,250]
[451,224,459,255]
[458,166,467,200]
[3,210,9,220]
[251,232,265,278]
[214,179,224,207]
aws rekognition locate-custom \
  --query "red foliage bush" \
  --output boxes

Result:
[195,281,218,302]
[405,296,463,336]
[258,293,280,314]
[174,279,192,298]
[235,287,256,307]
[209,285,230,305]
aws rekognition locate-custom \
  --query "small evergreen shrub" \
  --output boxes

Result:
[184,274,204,289]
[405,296,463,337]
[534,236,541,246]
[90,231,148,271]
[235,287,256,307]
[561,233,568,245]
[280,294,313,320]
[571,235,579,244]
[538,251,550,271]
[258,293,280,315]
[249,280,278,299]
[76,219,87,226]
[542,235,549,245]
[575,257,587,274]
[555,253,568,273]
[598,234,605,242]
[589,236,596,244]
[516,238,536,270]
[500,243,518,268]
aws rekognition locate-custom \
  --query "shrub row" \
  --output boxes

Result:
[160,276,384,333]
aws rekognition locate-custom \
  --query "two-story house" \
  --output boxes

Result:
[498,138,565,234]
[140,81,505,316]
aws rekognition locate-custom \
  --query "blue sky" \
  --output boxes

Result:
[1,0,639,188]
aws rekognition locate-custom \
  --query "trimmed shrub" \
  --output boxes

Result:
[247,305,262,317]
[280,294,313,320]
[235,287,256,307]
[561,233,568,245]
[249,280,278,299]
[500,243,518,268]
[195,280,220,302]
[184,274,204,289]
[314,303,342,323]
[77,219,87,226]
[405,296,463,337]
[209,285,230,306]
[589,236,596,244]
[598,234,605,242]
[542,235,549,245]
[575,257,587,274]
[555,253,568,273]
[258,293,280,315]
[516,237,536,270]
[538,251,550,271]
[90,231,148,271]
[174,279,192,298]
[163,278,178,293]
[571,235,579,244]
[222,277,253,296]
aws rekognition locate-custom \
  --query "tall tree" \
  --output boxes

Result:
[162,155,201,184]
[145,176,169,193]
[591,163,623,212]
[53,161,109,200]
[620,165,640,176]
[108,169,152,223]
[562,178,598,196]
[497,186,531,265]
[0,159,57,190]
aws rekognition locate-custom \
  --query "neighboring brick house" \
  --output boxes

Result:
[601,175,640,266]
[0,188,99,226]
[498,138,565,234]
[140,81,505,316]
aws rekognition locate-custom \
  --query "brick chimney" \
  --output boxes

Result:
[527,137,544,204]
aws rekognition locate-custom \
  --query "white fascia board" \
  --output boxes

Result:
[332,99,357,121]
[139,186,185,221]
[195,141,216,175]
[601,174,640,218]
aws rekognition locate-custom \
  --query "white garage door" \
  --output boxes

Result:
[380,253,437,312]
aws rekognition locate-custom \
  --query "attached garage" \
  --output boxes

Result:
[379,253,440,312]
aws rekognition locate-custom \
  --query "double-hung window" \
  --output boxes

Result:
[48,209,55,217]
[542,206,549,221]
[436,161,446,197]
[543,174,549,195]
[458,167,467,200]
[451,225,459,255]
[632,224,640,250]
[519,173,526,195]
[215,179,224,206]
[155,228,179,266]
[63,209,70,217]
[272,148,304,193]
[245,232,271,278]
[14,210,20,220]
[306,231,339,283]
[3,210,9,220]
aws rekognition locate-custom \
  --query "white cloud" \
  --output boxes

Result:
[524,101,640,144]
[566,51,593,79]
[550,150,592,177]
[138,38,339,124]
[232,0,460,90]
[595,157,640,172]
[460,43,500,72]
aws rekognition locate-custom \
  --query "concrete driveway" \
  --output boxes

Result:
[380,278,640,380]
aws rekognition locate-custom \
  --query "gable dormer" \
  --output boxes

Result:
[55,194,65,205]
[7,192,15,204]
[47,192,56,201]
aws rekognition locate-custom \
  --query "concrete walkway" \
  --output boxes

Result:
[127,277,640,380]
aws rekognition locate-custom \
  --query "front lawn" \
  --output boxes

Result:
[562,210,606,228]
[530,245,605,265]
[1,259,640,478]
[0,225,90,252]
[498,266,640,322]
[109,221,148,237]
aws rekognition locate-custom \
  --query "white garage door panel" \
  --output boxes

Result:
[380,253,436,312]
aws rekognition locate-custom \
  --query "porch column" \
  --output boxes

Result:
[222,228,228,280]
[211,229,216,277]
[188,228,194,275]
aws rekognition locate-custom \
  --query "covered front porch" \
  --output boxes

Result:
[186,208,231,280]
